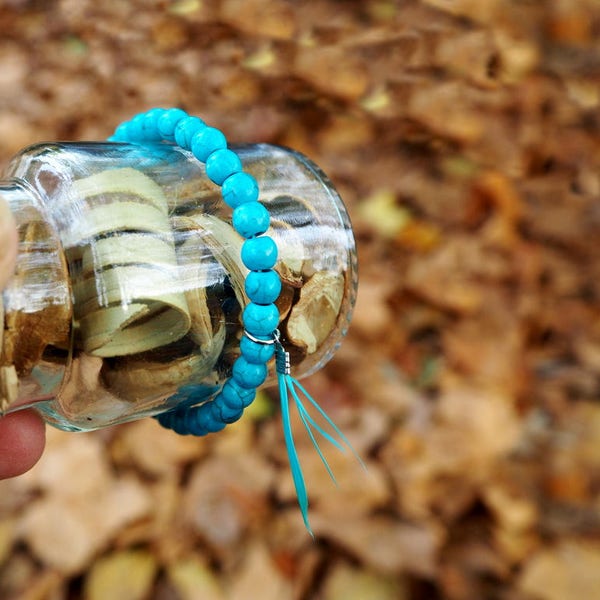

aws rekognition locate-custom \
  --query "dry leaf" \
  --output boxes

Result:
[519,541,600,600]
[19,429,113,499]
[111,419,206,477]
[167,555,226,600]
[312,515,442,577]
[0,519,15,566]
[84,550,157,600]
[227,542,292,600]
[322,561,407,600]
[276,447,389,519]
[19,477,152,574]
[183,454,274,549]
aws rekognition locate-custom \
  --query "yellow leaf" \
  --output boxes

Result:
[168,555,225,600]
[357,190,411,239]
[84,551,157,600]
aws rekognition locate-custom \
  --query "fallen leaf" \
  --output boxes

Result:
[227,542,292,600]
[183,453,274,549]
[0,519,15,566]
[356,190,411,239]
[322,561,407,600]
[84,550,157,600]
[276,447,389,520]
[19,476,152,574]
[111,418,206,477]
[519,541,600,600]
[19,430,112,499]
[167,554,225,600]
[311,515,443,577]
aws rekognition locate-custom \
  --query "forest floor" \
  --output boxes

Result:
[1,1,600,599]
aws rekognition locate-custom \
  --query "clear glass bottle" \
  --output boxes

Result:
[0,142,357,431]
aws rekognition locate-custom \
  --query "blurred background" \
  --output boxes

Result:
[1,1,600,598]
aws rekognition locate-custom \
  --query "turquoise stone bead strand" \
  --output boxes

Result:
[109,108,282,435]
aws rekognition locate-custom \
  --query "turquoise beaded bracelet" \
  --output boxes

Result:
[109,108,361,535]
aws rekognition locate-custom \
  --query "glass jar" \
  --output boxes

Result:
[0,142,357,431]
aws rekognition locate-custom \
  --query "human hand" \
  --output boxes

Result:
[0,199,46,478]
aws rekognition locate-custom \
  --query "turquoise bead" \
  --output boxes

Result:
[222,172,259,208]
[157,108,188,141]
[209,399,243,424]
[187,407,226,434]
[110,122,130,141]
[157,411,189,435]
[174,116,206,150]
[127,113,146,140]
[245,270,281,304]
[205,148,242,185]
[191,126,227,162]
[232,356,268,389]
[232,201,270,239]
[243,302,279,337]
[142,108,165,140]
[241,236,278,270]
[240,335,276,364]
[220,380,256,410]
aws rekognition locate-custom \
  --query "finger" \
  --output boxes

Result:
[0,410,46,479]
[0,199,18,289]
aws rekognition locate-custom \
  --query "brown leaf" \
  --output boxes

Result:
[19,429,112,499]
[295,46,370,101]
[276,448,389,520]
[311,515,443,577]
[407,82,484,144]
[111,419,206,477]
[183,453,274,549]
[404,238,486,314]
[519,541,600,600]
[227,542,292,600]
[0,519,15,566]
[20,477,152,574]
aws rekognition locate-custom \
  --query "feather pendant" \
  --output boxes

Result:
[275,342,365,536]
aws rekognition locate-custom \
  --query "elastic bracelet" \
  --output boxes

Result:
[109,108,361,535]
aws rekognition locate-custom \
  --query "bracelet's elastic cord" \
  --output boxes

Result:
[110,108,362,535]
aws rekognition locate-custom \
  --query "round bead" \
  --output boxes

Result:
[240,335,276,364]
[157,108,188,141]
[245,270,282,305]
[232,357,268,389]
[222,172,259,208]
[220,380,256,410]
[232,201,270,239]
[190,126,227,162]
[127,113,146,140]
[142,108,166,140]
[159,410,188,435]
[174,116,206,150]
[205,148,242,185]
[210,399,243,424]
[170,413,190,436]
[241,236,278,271]
[243,302,279,337]
[187,406,226,435]
[156,411,180,434]
[109,122,130,142]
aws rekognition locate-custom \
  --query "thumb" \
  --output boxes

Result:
[0,199,17,290]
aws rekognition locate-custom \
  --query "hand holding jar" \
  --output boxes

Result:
[0,198,45,478]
